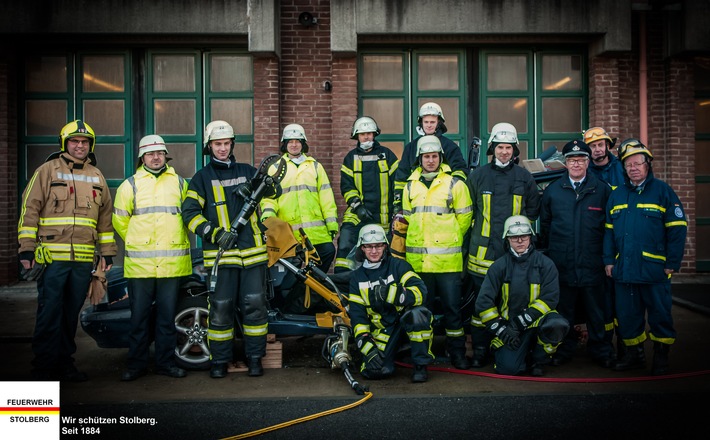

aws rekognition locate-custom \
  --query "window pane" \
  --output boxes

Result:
[697,224,710,260]
[25,144,57,180]
[695,99,710,133]
[418,54,458,91]
[233,142,254,165]
[542,98,582,133]
[95,143,125,179]
[363,98,404,135]
[26,100,67,136]
[417,98,459,134]
[487,55,527,91]
[166,143,198,177]
[542,141,563,157]
[83,55,125,93]
[154,100,196,135]
[487,98,528,133]
[83,100,125,136]
[362,55,403,91]
[542,55,581,91]
[380,141,404,159]
[211,99,253,135]
[696,140,710,175]
[153,55,195,92]
[25,56,67,93]
[695,60,710,92]
[211,55,252,92]
[517,141,529,160]
[697,184,710,217]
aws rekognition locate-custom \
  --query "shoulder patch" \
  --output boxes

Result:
[674,206,684,218]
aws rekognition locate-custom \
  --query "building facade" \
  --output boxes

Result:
[1,0,709,285]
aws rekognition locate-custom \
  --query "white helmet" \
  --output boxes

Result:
[138,134,169,158]
[280,124,308,154]
[487,122,519,156]
[356,224,389,247]
[416,135,443,157]
[502,215,535,239]
[418,102,445,123]
[351,116,381,139]
[281,124,307,142]
[203,120,235,155]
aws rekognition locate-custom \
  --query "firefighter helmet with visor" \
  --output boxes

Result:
[59,120,96,152]
[202,120,235,155]
[356,224,389,247]
[502,215,536,239]
[618,138,653,162]
[351,116,381,139]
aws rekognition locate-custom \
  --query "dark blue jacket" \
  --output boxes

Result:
[603,170,688,284]
[589,153,625,189]
[539,171,611,287]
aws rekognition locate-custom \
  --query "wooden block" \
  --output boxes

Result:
[227,340,282,373]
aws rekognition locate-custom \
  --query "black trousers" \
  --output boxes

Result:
[126,277,180,371]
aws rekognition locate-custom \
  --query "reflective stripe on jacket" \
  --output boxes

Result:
[402,164,472,273]
[260,154,338,245]
[112,165,192,278]
[18,152,117,262]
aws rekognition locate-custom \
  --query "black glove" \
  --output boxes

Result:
[372,281,409,307]
[369,283,388,311]
[512,310,536,332]
[214,227,238,251]
[19,251,34,264]
[356,334,384,370]
[103,256,113,267]
[487,319,521,349]
[350,197,373,223]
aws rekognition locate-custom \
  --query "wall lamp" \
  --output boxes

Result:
[298,11,318,28]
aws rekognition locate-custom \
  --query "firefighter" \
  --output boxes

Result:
[603,139,687,375]
[261,123,339,273]
[18,120,118,381]
[182,120,275,379]
[538,139,615,368]
[583,126,624,189]
[476,215,569,376]
[113,135,192,381]
[393,102,468,215]
[582,126,626,361]
[348,224,435,383]
[402,135,473,370]
[334,116,399,272]
[464,122,540,368]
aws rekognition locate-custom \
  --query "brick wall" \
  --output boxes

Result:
[0,51,19,284]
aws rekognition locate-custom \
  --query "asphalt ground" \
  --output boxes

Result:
[1,276,709,439]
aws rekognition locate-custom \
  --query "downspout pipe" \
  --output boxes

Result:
[639,11,648,144]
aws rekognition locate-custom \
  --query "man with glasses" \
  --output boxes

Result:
[347,224,435,383]
[538,140,615,369]
[603,139,687,375]
[113,135,191,381]
[18,120,117,381]
[475,216,569,376]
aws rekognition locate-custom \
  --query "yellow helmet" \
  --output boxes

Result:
[59,120,96,152]
[618,138,653,162]
[583,126,613,146]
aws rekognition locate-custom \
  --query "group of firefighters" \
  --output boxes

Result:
[19,101,687,384]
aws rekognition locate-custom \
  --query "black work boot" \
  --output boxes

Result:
[652,342,670,376]
[612,344,645,371]
[247,357,264,377]
[411,365,428,383]
[470,346,488,368]
[450,351,471,370]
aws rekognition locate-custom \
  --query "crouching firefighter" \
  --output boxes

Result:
[475,216,569,376]
[347,224,435,383]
